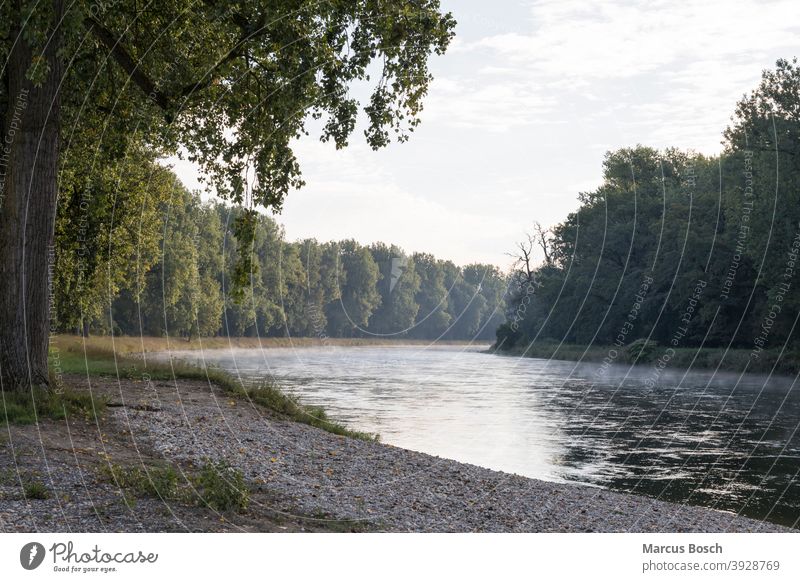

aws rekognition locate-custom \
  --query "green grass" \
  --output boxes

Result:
[194,459,249,512]
[1,385,106,425]
[100,459,250,513]
[100,462,181,500]
[239,381,377,440]
[0,470,51,500]
[23,479,50,500]
[47,336,376,440]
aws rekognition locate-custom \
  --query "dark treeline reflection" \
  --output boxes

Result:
[53,173,505,340]
[543,366,800,527]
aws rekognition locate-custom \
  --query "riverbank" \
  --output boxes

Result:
[1,371,792,532]
[49,334,479,379]
[51,334,475,355]
[492,341,800,376]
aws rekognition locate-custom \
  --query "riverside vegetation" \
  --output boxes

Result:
[51,60,800,377]
[1,337,377,531]
[25,336,376,441]
[1,1,799,533]
[53,184,505,342]
[497,59,800,375]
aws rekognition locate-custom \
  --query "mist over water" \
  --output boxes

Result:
[163,344,800,527]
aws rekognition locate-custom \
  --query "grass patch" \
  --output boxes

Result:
[50,335,376,440]
[239,381,377,440]
[100,462,181,500]
[194,459,249,512]
[23,479,50,500]
[100,459,249,513]
[0,470,51,500]
[1,386,106,425]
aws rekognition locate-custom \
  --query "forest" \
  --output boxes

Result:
[52,160,504,341]
[0,0,455,388]
[499,59,800,358]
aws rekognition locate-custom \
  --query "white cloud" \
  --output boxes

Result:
[430,0,800,144]
[167,0,800,266]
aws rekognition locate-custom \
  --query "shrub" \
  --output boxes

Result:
[23,480,50,500]
[193,459,249,512]
[623,339,659,364]
[494,323,524,351]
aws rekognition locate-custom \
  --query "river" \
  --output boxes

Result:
[160,343,800,527]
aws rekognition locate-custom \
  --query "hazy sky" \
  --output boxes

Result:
[170,0,800,269]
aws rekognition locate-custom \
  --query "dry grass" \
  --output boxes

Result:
[50,334,473,358]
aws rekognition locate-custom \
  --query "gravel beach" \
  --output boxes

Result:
[1,375,793,533]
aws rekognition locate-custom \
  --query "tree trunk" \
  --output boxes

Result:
[0,0,64,391]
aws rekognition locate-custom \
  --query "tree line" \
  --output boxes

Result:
[53,162,504,341]
[1,1,454,389]
[499,58,800,358]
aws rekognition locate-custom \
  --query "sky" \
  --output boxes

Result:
[169,0,800,270]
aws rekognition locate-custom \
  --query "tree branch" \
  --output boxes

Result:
[86,11,272,114]
[84,16,172,112]
[176,15,270,100]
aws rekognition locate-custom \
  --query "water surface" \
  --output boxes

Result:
[161,344,800,527]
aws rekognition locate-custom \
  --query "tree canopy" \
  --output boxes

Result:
[498,58,800,360]
[0,0,455,388]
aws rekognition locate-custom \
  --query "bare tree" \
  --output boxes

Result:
[507,222,553,281]
[507,234,535,283]
[533,222,554,267]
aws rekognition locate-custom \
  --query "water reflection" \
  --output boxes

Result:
[161,344,800,528]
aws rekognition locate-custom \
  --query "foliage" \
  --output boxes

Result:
[495,323,524,351]
[1,386,106,425]
[366,243,421,335]
[3,0,455,208]
[68,196,507,342]
[100,463,181,501]
[193,459,249,512]
[54,149,179,335]
[622,339,659,365]
[23,479,51,500]
[499,59,800,365]
[0,0,456,387]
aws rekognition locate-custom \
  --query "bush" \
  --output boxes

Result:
[623,339,659,364]
[495,323,524,351]
[193,459,249,512]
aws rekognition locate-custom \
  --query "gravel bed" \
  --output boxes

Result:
[0,440,205,532]
[109,378,793,533]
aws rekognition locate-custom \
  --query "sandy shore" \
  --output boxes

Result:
[1,375,793,533]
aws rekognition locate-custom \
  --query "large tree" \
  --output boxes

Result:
[0,0,454,389]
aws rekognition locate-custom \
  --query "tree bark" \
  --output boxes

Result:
[0,0,64,391]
